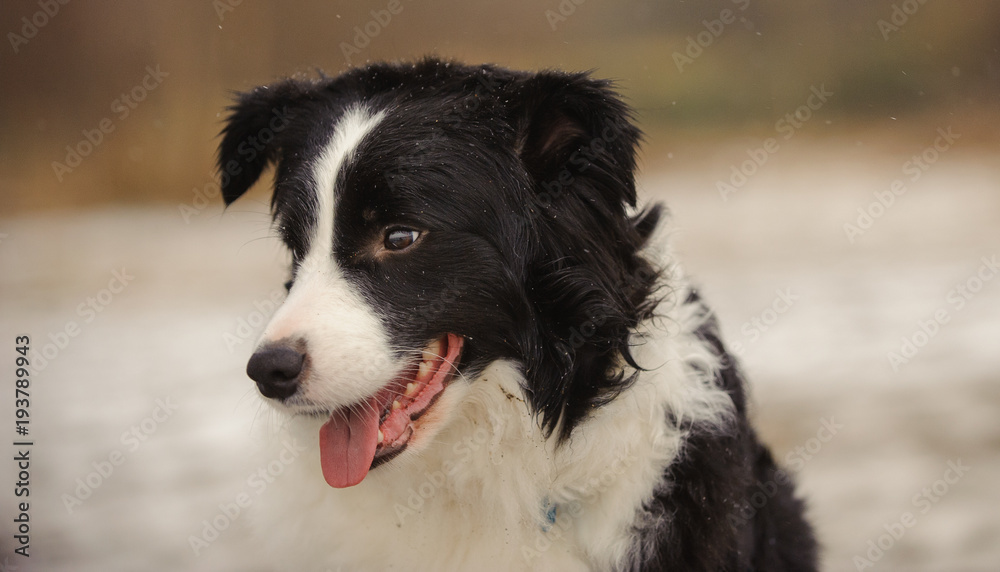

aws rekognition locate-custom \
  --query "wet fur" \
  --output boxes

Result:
[219,58,817,571]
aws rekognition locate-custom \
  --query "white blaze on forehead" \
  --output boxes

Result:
[306,105,386,267]
[258,105,396,406]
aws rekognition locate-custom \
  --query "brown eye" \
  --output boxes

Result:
[384,228,420,251]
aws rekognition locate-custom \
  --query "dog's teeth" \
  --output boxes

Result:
[416,360,432,381]
[405,382,418,396]
[392,400,401,411]
[377,429,384,444]
[424,339,442,360]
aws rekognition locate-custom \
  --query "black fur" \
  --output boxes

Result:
[218,58,816,570]
[630,289,817,571]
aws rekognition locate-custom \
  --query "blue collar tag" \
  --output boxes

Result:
[540,496,558,532]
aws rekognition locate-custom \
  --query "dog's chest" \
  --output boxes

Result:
[249,445,593,571]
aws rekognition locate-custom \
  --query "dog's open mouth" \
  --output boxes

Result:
[318,333,463,488]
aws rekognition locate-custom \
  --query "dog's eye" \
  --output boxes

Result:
[384,228,420,251]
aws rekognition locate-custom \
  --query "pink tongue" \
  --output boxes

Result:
[318,397,380,488]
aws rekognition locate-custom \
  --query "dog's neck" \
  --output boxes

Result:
[370,284,734,569]
[256,284,734,571]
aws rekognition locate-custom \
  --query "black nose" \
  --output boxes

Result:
[246,344,305,400]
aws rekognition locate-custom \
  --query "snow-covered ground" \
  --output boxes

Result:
[1,139,998,571]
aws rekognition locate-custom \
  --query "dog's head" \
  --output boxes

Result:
[218,59,661,488]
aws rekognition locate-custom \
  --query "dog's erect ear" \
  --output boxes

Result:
[512,71,641,211]
[217,80,312,205]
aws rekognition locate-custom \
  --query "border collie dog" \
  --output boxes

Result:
[218,58,817,571]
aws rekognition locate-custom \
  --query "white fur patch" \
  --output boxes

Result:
[255,106,397,412]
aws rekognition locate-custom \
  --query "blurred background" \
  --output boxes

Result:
[1,1,998,570]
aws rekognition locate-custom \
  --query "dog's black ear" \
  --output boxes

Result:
[506,71,663,441]
[512,71,641,213]
[217,80,311,205]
